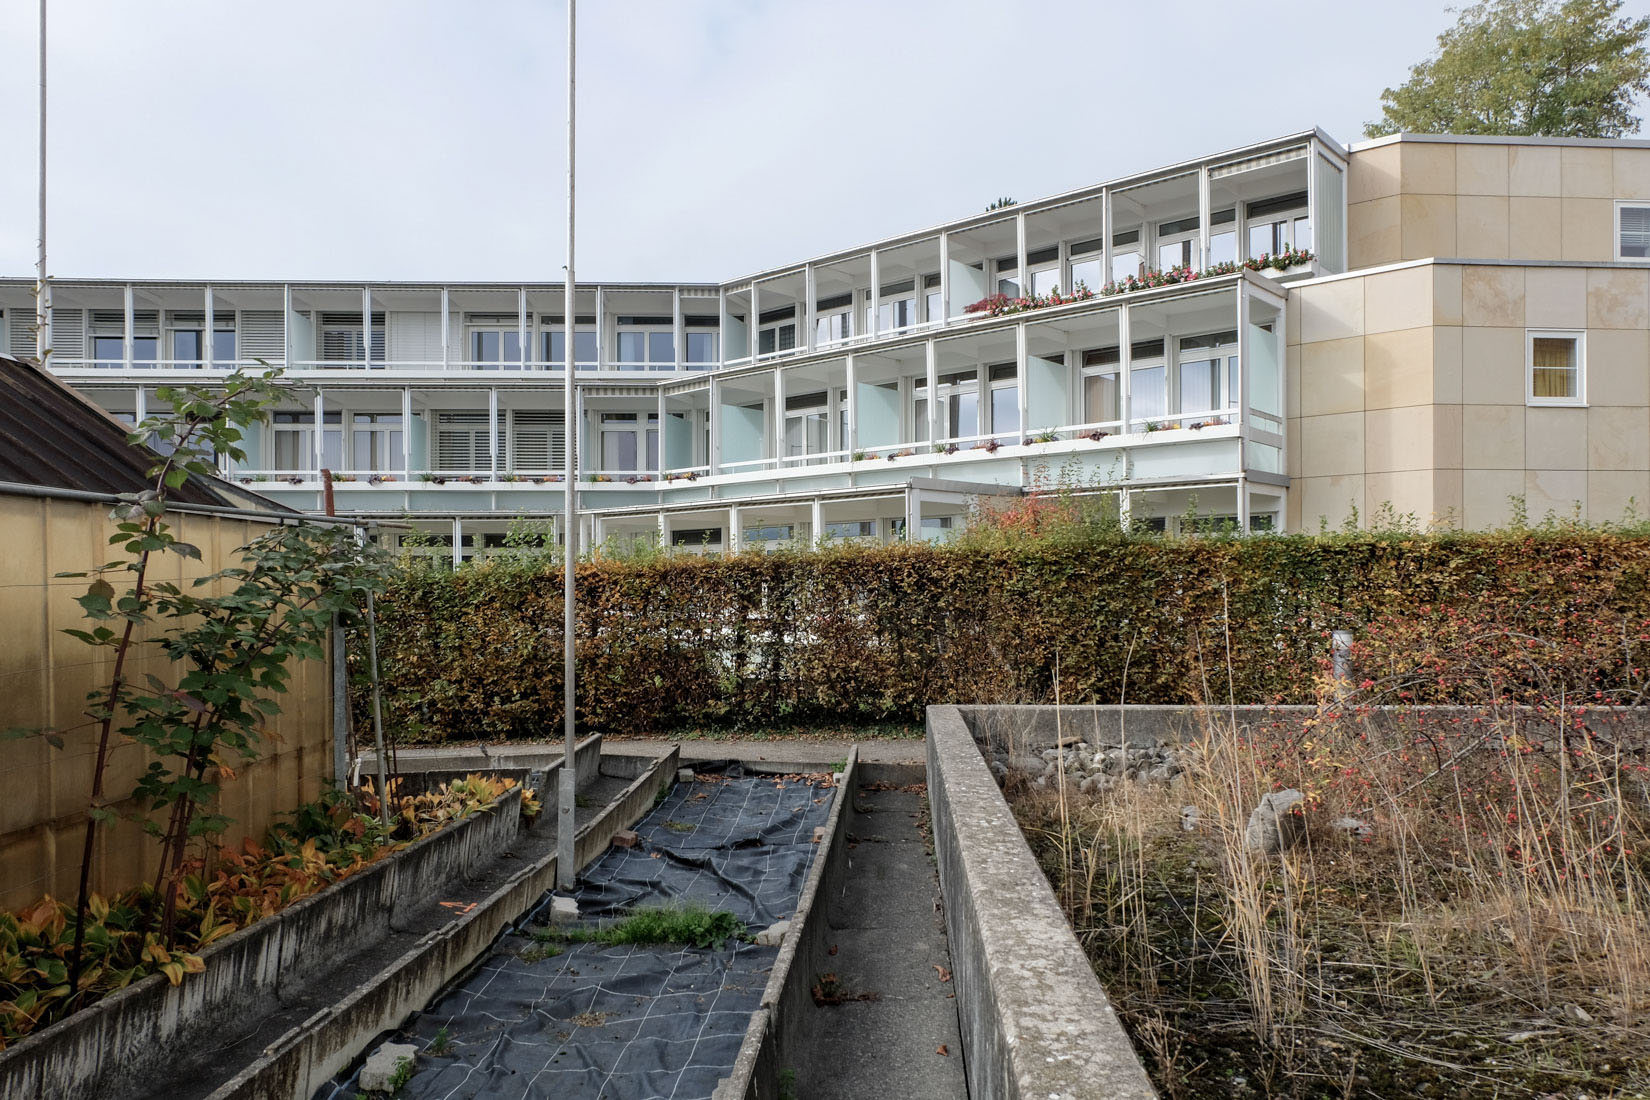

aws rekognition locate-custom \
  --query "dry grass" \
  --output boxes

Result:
[1002,703,1650,1099]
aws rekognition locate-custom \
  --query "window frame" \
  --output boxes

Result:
[1614,200,1650,262]
[1526,329,1586,408]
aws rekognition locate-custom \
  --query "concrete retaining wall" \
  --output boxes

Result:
[927,705,1157,1100]
[210,747,677,1100]
[0,786,522,1100]
[714,750,858,1100]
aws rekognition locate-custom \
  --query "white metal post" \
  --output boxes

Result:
[1015,323,1028,440]
[452,518,463,570]
[313,390,326,472]
[1197,167,1211,270]
[868,251,879,339]
[203,286,215,370]
[938,232,950,322]
[810,497,823,545]
[844,354,857,455]
[803,264,816,353]
[1015,211,1027,297]
[728,504,741,552]
[1100,188,1113,289]
[488,387,500,479]
[123,285,134,372]
[362,286,374,367]
[34,0,48,363]
[518,287,529,370]
[440,287,451,369]
[1118,303,1133,434]
[558,0,579,891]
[773,368,785,465]
[672,287,683,371]
[925,339,939,444]
[401,387,413,476]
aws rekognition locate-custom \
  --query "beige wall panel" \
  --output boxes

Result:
[1587,406,1650,470]
[1560,146,1614,198]
[1433,326,1464,404]
[1400,194,1457,259]
[1363,327,1434,410]
[1400,142,1456,196]
[1298,337,1364,417]
[1298,474,1366,530]
[1433,263,1464,326]
[1461,468,1526,527]
[1587,329,1650,406]
[1588,470,1650,524]
[1433,468,1465,526]
[1461,326,1526,404]
[1509,145,1562,196]
[1298,278,1366,344]
[1433,402,1463,470]
[1348,143,1401,204]
[1614,148,1650,200]
[1348,197,1402,269]
[1525,407,1589,469]
[1363,266,1433,334]
[1300,411,1366,477]
[1285,344,1301,419]
[1366,405,1435,473]
[1562,198,1614,261]
[1523,266,1588,328]
[1508,196,1563,260]
[1456,144,1509,196]
[1525,469,1588,519]
[1462,267,1525,327]
[1587,268,1650,329]
[1463,403,1526,469]
[1364,470,1437,522]
[1455,196,1510,259]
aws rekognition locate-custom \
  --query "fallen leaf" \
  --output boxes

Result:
[828,944,838,956]
[933,965,951,983]
[936,1045,948,1056]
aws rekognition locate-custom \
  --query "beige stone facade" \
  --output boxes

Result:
[1288,135,1650,532]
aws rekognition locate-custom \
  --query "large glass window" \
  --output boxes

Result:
[1130,340,1167,428]
[1528,331,1585,406]
[350,413,403,471]
[920,370,979,441]
[469,326,523,369]
[616,317,675,369]
[815,293,854,345]
[870,280,918,333]
[1247,192,1310,257]
[93,334,158,367]
[272,411,342,471]
[1112,228,1143,281]
[1081,347,1119,425]
[784,391,830,463]
[1177,330,1239,419]
[168,314,236,367]
[543,327,598,367]
[684,328,719,366]
[1026,246,1060,295]
[757,308,797,356]
[989,363,1019,443]
[1070,237,1103,293]
[1617,203,1650,260]
[319,314,385,364]
[599,412,660,471]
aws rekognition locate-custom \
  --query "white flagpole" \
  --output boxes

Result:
[556,0,579,890]
[35,0,50,361]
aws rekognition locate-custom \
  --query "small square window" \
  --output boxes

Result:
[1527,330,1585,407]
[1617,202,1650,261]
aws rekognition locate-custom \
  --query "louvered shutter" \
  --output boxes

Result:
[52,308,84,359]
[510,411,565,471]
[239,311,284,360]
[1621,206,1650,259]
[8,310,37,357]
[434,412,498,470]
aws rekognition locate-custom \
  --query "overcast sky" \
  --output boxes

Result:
[2,0,1649,285]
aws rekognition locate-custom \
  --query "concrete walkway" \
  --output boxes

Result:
[375,736,927,772]
[792,778,968,1100]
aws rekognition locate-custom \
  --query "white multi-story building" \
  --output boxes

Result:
[9,126,1650,559]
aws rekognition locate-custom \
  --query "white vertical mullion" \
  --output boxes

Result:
[656,388,667,474]
[1057,239,1070,296]
[773,367,786,466]
[313,389,326,472]
[1015,323,1028,439]
[202,286,214,370]
[440,287,451,369]
[868,251,880,339]
[1102,190,1115,288]
[1015,212,1027,297]
[708,377,722,473]
[123,285,134,372]
[488,387,500,478]
[1197,166,1212,270]
[672,286,683,371]
[844,354,857,455]
[134,385,147,425]
[810,497,823,544]
[938,232,951,323]
[518,287,529,370]
[1236,281,1251,446]
[728,504,741,552]
[401,387,413,475]
[925,339,939,444]
[451,518,462,569]
[803,265,816,352]
[1119,303,1133,434]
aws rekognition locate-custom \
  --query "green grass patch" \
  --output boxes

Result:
[532,903,746,950]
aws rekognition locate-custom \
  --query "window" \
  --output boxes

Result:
[868,279,917,333]
[167,312,236,367]
[743,524,794,543]
[468,316,524,369]
[1156,214,1201,271]
[1112,228,1143,281]
[989,363,1018,443]
[599,412,660,472]
[1247,192,1310,257]
[757,307,797,356]
[1026,246,1060,296]
[1617,203,1650,261]
[319,312,385,365]
[923,273,942,325]
[89,310,158,368]
[784,391,830,463]
[671,527,723,547]
[542,323,598,368]
[823,520,876,539]
[616,316,675,369]
[1081,346,1120,425]
[273,411,342,471]
[433,411,496,471]
[350,413,403,471]
[510,410,566,471]
[914,370,979,443]
[1130,339,1167,428]
[1069,237,1103,293]
[1177,331,1239,418]
[815,293,854,345]
[684,326,719,366]
[1527,331,1585,406]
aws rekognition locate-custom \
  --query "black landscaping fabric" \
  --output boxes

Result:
[316,767,832,1100]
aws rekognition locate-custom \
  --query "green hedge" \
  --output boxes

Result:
[363,532,1650,740]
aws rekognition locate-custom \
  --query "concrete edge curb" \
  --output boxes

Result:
[714,747,860,1100]
[206,747,678,1100]
[928,705,1157,1100]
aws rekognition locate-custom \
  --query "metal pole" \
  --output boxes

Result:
[35,0,49,362]
[366,590,390,827]
[557,0,579,890]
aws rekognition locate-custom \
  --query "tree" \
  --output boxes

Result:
[1365,0,1650,139]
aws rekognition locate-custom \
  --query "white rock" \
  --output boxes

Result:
[1180,805,1202,832]
[360,1042,418,1092]
[678,767,696,783]
[549,895,578,922]
[1245,789,1307,854]
[754,920,791,946]
[1330,815,1373,841]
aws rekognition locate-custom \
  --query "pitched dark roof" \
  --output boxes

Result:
[0,355,293,512]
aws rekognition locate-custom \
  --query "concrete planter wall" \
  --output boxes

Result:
[927,705,1157,1100]
[0,786,522,1100]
